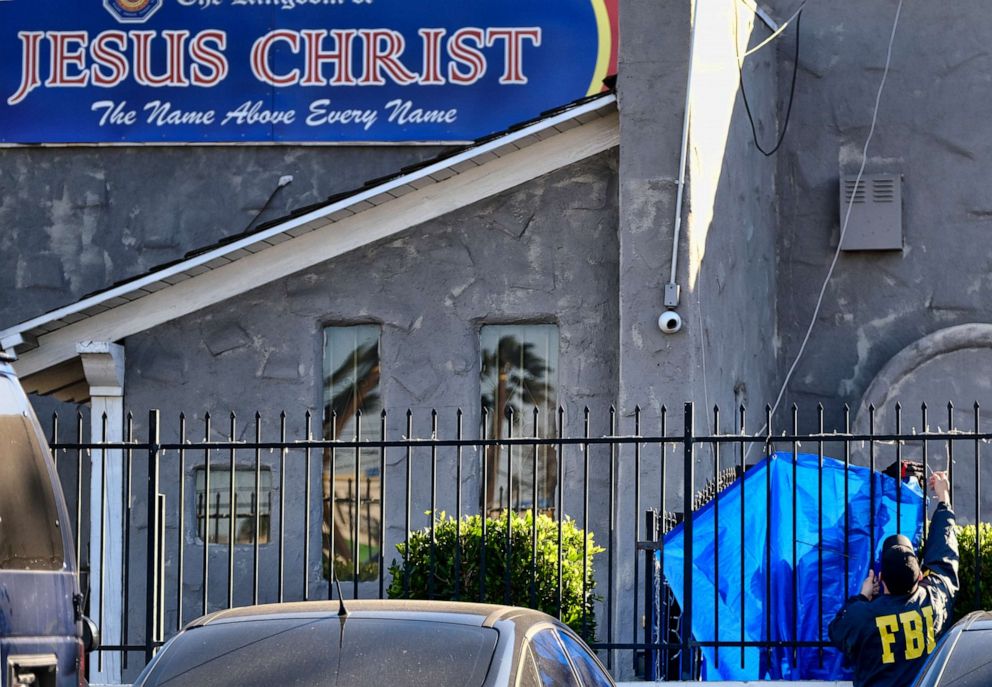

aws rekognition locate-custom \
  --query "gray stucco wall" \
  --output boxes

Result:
[775,0,992,431]
[117,150,619,671]
[0,146,444,328]
[684,0,779,426]
[124,149,619,422]
[617,0,778,455]
[613,0,779,676]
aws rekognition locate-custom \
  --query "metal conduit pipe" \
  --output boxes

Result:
[660,0,701,332]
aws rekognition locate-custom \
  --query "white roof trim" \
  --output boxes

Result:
[6,96,618,379]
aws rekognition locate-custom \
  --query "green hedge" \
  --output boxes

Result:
[387,511,604,639]
[954,523,992,620]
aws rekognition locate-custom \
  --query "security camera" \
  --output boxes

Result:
[658,310,683,334]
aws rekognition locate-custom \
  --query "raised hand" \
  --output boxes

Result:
[928,471,951,506]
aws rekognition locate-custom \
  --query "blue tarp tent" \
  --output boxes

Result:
[661,452,925,681]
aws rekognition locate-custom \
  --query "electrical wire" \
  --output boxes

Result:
[740,1,807,58]
[764,0,905,434]
[693,2,796,436]
[735,5,802,157]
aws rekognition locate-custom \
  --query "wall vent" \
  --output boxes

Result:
[838,173,903,251]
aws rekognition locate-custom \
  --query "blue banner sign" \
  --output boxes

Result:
[0,0,616,143]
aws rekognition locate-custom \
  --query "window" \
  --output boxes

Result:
[922,629,992,687]
[322,325,382,582]
[137,618,498,687]
[559,631,613,686]
[480,324,559,516]
[195,468,271,545]
[0,373,64,570]
[526,629,580,687]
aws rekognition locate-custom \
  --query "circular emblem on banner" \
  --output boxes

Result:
[103,0,162,23]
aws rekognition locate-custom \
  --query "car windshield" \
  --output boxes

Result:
[0,372,64,570]
[137,616,498,687]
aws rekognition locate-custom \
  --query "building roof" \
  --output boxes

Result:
[1,91,619,401]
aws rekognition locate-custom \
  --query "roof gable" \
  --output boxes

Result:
[2,94,618,394]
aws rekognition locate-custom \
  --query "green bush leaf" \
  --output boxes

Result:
[954,523,992,621]
[387,510,604,641]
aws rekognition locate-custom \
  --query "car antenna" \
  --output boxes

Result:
[333,574,349,618]
[330,574,348,683]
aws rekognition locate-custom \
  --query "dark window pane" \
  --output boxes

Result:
[933,630,992,687]
[559,631,612,686]
[518,647,543,687]
[139,617,497,687]
[322,325,382,581]
[194,468,271,545]
[0,373,63,570]
[529,629,579,687]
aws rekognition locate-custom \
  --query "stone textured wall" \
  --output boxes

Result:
[774,0,992,430]
[617,0,778,445]
[0,145,442,328]
[685,0,780,426]
[1,144,441,426]
[123,151,619,421]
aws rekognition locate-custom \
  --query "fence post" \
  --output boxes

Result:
[681,402,694,680]
[145,410,161,664]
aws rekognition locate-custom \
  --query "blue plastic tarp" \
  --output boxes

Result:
[661,451,925,681]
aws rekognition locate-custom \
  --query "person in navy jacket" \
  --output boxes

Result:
[829,471,958,687]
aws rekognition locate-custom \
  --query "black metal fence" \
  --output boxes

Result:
[49,402,989,681]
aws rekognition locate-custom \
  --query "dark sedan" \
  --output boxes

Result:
[912,611,992,687]
[133,600,615,687]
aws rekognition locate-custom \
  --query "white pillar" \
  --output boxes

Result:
[78,341,125,685]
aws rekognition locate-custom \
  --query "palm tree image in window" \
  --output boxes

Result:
[322,325,382,582]
[480,324,559,517]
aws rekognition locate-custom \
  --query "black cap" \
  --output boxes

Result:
[880,537,921,595]
[883,533,914,551]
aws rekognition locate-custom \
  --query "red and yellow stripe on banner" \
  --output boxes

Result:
[587,0,619,95]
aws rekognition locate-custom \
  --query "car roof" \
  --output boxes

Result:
[186,599,563,633]
[958,610,992,632]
